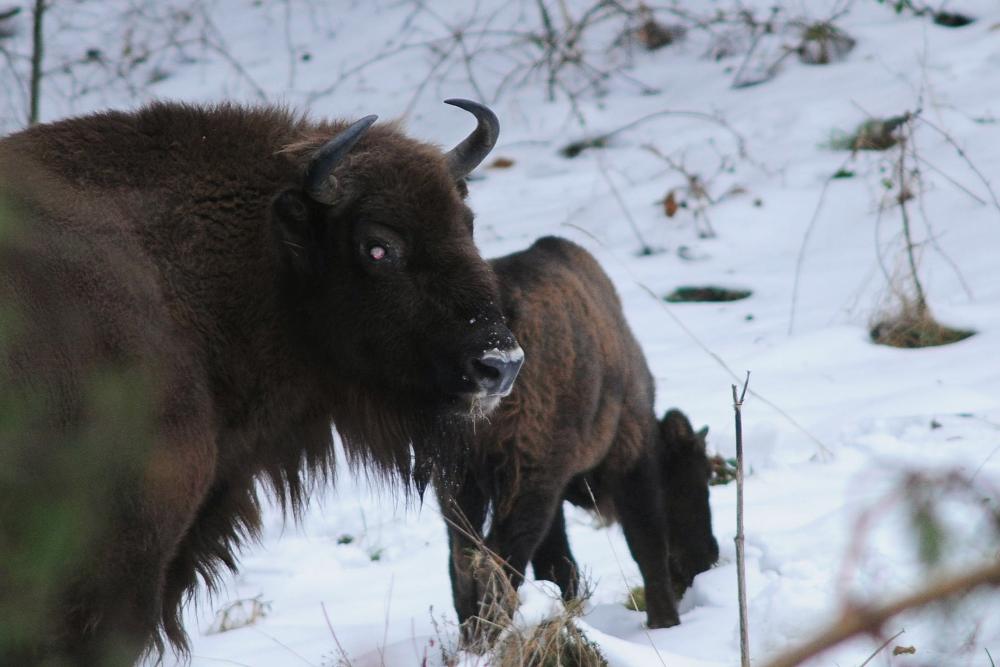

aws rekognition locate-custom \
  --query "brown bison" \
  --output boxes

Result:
[0,99,523,665]
[434,236,718,639]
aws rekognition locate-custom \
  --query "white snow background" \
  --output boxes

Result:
[4,1,1000,665]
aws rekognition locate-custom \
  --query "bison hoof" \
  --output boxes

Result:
[647,613,681,629]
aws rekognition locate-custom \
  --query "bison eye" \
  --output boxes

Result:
[357,231,402,271]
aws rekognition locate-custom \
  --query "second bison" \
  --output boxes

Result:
[434,236,719,637]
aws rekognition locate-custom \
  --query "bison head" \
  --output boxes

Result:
[271,100,522,430]
[660,409,720,598]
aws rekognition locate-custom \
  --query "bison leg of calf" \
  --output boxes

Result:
[614,457,681,628]
[529,503,580,600]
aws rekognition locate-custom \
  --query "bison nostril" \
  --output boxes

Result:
[467,346,524,396]
[471,359,501,383]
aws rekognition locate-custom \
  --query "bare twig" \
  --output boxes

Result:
[535,0,559,101]
[282,0,298,90]
[912,152,986,206]
[918,116,1000,219]
[569,108,749,160]
[401,38,459,118]
[762,560,1000,667]
[733,372,751,667]
[199,12,268,102]
[376,576,395,667]
[971,442,1000,482]
[595,153,652,254]
[641,143,732,239]
[730,8,794,89]
[857,628,904,667]
[305,40,433,105]
[913,154,975,301]
[320,601,354,666]
[872,187,905,306]
[28,0,44,125]
[251,627,319,667]
[788,154,854,334]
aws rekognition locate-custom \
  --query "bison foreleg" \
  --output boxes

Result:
[614,455,680,629]
[436,475,489,637]
[483,482,566,600]
[529,503,579,600]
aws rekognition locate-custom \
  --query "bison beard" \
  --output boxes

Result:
[0,99,520,665]
[431,237,720,642]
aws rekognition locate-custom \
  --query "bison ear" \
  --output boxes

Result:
[272,188,320,276]
[695,426,709,451]
[660,408,695,441]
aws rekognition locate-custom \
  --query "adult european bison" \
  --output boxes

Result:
[0,99,523,665]
[434,236,718,639]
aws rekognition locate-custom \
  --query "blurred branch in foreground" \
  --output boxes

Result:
[762,559,1000,667]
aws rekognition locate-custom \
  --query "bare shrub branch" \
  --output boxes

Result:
[762,560,1000,667]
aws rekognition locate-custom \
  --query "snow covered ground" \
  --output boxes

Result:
[7,0,1000,664]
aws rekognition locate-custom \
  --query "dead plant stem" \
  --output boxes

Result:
[788,154,854,334]
[897,129,927,313]
[733,372,751,667]
[857,628,904,667]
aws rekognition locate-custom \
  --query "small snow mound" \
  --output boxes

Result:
[512,579,566,630]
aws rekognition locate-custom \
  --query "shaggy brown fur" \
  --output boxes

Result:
[434,236,719,638]
[0,101,517,665]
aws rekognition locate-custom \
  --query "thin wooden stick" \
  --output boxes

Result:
[733,372,751,667]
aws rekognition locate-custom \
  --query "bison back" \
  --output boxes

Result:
[487,236,654,478]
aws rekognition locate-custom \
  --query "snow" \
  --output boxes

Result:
[6,0,1000,664]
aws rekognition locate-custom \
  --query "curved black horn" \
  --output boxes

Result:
[305,114,378,204]
[443,99,499,180]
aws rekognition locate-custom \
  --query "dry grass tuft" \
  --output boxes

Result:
[829,115,910,152]
[460,548,521,652]
[870,301,974,349]
[634,19,686,51]
[797,21,855,65]
[207,595,270,634]
[494,596,607,667]
[456,545,607,666]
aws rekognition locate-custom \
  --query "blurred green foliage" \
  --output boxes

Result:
[0,193,156,664]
